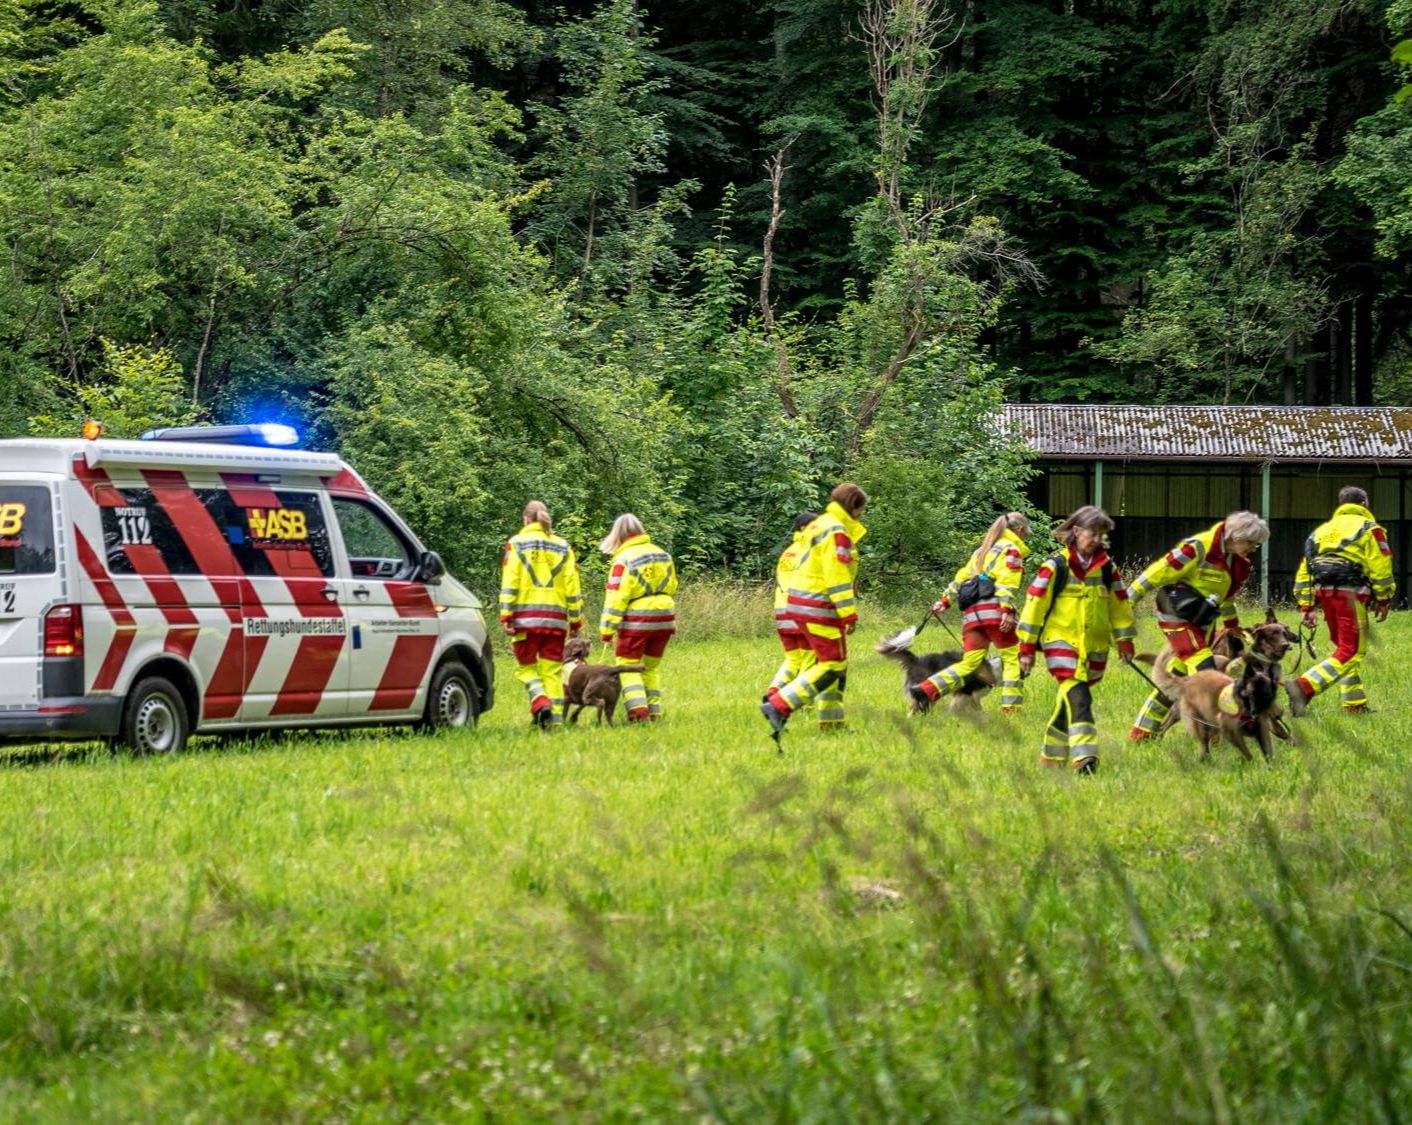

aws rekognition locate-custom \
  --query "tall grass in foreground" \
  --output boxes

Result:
[1,611,1411,1119]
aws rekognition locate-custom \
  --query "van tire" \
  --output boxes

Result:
[420,660,478,732]
[121,677,190,755]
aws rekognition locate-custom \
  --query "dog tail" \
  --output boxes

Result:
[605,663,647,676]
[1148,649,1188,700]
[875,632,923,675]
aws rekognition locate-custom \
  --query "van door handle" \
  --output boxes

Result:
[352,586,371,600]
[320,586,339,602]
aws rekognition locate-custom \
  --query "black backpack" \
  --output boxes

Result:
[1305,532,1366,588]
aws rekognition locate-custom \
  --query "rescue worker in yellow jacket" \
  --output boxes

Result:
[1017,506,1136,774]
[499,500,583,727]
[768,512,820,698]
[599,514,678,722]
[761,483,869,740]
[910,512,1032,715]
[1125,510,1269,741]
[1287,486,1395,716]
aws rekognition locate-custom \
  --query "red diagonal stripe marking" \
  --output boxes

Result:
[369,635,439,712]
[75,528,137,692]
[222,473,344,715]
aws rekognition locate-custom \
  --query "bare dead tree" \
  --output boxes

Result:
[759,138,799,418]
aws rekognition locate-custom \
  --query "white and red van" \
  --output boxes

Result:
[0,426,493,754]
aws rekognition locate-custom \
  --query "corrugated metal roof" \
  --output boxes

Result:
[1001,405,1412,463]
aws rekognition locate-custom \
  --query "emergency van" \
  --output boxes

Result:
[0,426,494,754]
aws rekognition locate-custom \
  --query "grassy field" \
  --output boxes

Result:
[3,593,1412,1121]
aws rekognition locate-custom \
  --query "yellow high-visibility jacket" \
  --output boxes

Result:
[1017,549,1136,682]
[1293,503,1395,609]
[940,528,1031,627]
[499,521,583,632]
[1129,522,1251,629]
[782,501,867,630]
[774,526,814,634]
[600,535,678,637]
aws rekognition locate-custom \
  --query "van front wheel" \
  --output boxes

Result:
[420,661,478,732]
[122,677,190,755]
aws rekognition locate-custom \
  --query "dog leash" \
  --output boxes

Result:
[1124,655,1163,694]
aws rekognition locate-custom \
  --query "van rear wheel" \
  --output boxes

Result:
[122,677,190,755]
[421,661,478,732]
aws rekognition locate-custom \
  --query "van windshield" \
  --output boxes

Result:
[0,485,55,575]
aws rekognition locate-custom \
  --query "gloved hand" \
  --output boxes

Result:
[569,621,582,637]
[931,597,950,614]
[1376,601,1391,622]
[1301,609,1318,630]
[1118,640,1135,663]
[1019,652,1034,677]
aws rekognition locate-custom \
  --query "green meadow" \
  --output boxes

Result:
[3,591,1411,1120]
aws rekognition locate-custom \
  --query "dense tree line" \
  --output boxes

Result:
[1,0,1410,579]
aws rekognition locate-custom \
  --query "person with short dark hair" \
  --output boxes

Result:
[1016,506,1136,775]
[1287,486,1395,716]
[760,484,869,740]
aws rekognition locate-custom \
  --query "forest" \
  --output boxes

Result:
[2,0,1411,579]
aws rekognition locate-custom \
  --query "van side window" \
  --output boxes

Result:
[102,488,333,579]
[0,485,55,576]
[332,498,416,581]
[209,491,334,578]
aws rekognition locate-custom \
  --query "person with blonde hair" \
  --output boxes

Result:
[1126,509,1270,741]
[910,511,1032,715]
[761,482,868,740]
[499,500,583,728]
[599,514,678,722]
[1017,506,1136,774]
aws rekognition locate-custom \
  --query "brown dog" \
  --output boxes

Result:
[1151,651,1280,762]
[561,636,646,726]
[1212,608,1299,675]
[1146,608,1299,741]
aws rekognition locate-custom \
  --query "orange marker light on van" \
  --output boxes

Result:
[81,420,104,440]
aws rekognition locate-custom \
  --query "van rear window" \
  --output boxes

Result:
[0,485,55,575]
[0,485,56,575]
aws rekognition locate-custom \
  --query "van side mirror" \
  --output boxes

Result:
[417,550,445,584]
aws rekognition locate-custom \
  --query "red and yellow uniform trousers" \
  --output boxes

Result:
[1127,522,1250,738]
[766,622,849,729]
[1016,550,1135,769]
[1294,590,1373,709]
[600,536,678,721]
[499,523,584,725]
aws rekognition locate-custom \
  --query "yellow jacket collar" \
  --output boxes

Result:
[1335,503,1375,522]
[617,534,651,552]
[523,521,548,535]
[826,500,867,542]
[1000,528,1031,558]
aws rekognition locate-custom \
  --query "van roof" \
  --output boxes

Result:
[0,438,359,484]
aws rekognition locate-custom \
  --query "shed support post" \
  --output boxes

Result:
[1260,461,1271,606]
[1094,461,1104,508]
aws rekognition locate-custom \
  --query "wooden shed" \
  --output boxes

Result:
[1002,404,1412,605]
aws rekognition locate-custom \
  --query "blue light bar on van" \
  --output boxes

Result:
[139,423,301,448]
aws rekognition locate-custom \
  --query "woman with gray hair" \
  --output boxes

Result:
[1126,509,1271,741]
[598,514,678,722]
